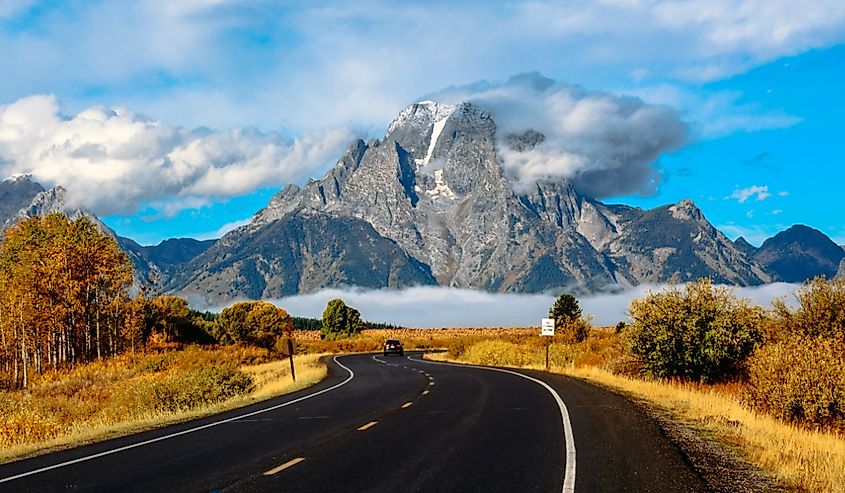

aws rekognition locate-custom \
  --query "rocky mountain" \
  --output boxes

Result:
[733,237,757,257]
[0,175,46,225]
[0,176,212,283]
[166,101,773,303]
[753,225,845,282]
[5,102,841,304]
[167,212,436,301]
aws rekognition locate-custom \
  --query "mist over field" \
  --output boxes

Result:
[241,283,802,328]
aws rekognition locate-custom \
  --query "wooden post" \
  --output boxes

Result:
[287,338,296,382]
[545,337,550,372]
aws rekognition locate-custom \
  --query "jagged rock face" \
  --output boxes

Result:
[0,176,210,284]
[167,212,437,302]
[605,200,771,285]
[837,259,845,280]
[733,236,758,257]
[754,225,845,282]
[239,102,623,292]
[171,101,773,302]
[0,175,45,226]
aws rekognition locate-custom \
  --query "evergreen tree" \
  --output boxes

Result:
[320,299,364,340]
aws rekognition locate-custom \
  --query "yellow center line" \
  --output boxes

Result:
[422,390,430,395]
[401,402,413,408]
[429,382,435,386]
[263,457,305,476]
[357,421,378,431]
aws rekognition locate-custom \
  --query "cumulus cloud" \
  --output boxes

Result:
[0,95,354,216]
[728,185,771,203]
[428,73,689,197]
[216,283,801,328]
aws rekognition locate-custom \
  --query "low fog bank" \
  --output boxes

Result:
[246,283,801,328]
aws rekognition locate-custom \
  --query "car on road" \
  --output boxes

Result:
[383,339,404,356]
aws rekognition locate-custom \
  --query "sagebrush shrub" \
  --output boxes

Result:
[745,338,845,428]
[624,279,764,382]
[745,278,845,428]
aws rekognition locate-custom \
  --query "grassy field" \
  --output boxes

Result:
[426,333,845,492]
[0,345,326,463]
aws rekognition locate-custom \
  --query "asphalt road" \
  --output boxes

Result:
[0,353,708,492]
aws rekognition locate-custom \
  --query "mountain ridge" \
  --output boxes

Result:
[2,100,841,303]
[166,101,774,303]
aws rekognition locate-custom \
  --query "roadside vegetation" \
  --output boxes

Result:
[0,215,320,462]
[426,279,845,492]
[0,346,325,462]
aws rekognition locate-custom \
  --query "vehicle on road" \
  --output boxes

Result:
[383,339,404,356]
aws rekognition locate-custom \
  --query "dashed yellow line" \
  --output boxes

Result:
[357,421,378,431]
[263,457,305,476]
[422,390,430,395]
[401,402,413,409]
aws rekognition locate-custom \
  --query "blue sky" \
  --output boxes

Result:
[0,0,843,245]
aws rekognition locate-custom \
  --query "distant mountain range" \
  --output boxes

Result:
[1,101,842,304]
[734,225,845,283]
[0,175,214,285]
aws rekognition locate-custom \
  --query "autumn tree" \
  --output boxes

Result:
[0,214,134,389]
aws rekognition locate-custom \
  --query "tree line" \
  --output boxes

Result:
[0,215,296,390]
[0,215,135,388]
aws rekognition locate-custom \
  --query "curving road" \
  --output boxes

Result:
[0,353,707,492]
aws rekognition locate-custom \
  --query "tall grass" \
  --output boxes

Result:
[0,346,326,463]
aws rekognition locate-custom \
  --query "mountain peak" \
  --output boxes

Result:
[755,224,845,282]
[3,173,34,183]
[733,236,758,256]
[668,199,703,221]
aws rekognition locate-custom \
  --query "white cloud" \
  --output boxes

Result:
[728,185,771,203]
[428,73,689,197]
[778,191,790,197]
[517,0,845,82]
[2,1,840,133]
[0,95,354,216]
[210,283,801,328]
[772,209,783,215]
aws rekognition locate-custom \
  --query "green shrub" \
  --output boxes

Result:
[549,293,590,343]
[624,279,764,382]
[320,299,364,340]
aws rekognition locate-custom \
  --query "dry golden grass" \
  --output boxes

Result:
[0,347,327,463]
[292,327,594,355]
[429,337,845,492]
[568,367,845,492]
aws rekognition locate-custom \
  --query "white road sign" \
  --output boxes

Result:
[541,318,555,336]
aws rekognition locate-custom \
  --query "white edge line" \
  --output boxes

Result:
[0,356,356,484]
[409,355,575,493]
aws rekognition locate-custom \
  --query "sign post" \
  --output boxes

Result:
[541,318,555,372]
[287,338,296,382]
